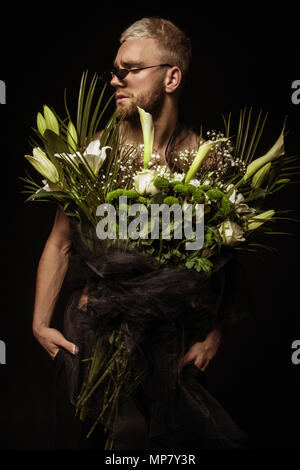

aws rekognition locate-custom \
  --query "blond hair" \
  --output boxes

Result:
[120,17,192,81]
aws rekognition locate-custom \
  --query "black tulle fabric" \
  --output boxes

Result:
[57,218,249,449]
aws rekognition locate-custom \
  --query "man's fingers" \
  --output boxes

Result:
[182,353,194,368]
[198,360,209,371]
[58,339,79,355]
[51,329,79,355]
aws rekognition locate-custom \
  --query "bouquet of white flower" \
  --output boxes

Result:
[95,105,298,274]
[23,72,299,449]
[23,74,298,276]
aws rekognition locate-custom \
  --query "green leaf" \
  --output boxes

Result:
[43,129,69,154]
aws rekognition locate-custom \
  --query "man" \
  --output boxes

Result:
[32,17,226,448]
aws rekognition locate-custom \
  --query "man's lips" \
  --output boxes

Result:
[116,94,130,103]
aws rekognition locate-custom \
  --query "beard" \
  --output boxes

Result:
[116,82,165,125]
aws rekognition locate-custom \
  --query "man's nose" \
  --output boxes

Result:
[110,73,125,88]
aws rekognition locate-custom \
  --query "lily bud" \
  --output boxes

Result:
[43,105,60,135]
[37,112,47,136]
[25,147,59,183]
[185,138,228,184]
[244,125,285,181]
[137,106,154,169]
[247,210,275,230]
[251,162,271,188]
[67,120,78,152]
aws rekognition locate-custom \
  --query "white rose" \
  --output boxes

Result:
[218,220,245,246]
[134,169,160,195]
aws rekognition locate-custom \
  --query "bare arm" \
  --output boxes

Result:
[32,207,78,359]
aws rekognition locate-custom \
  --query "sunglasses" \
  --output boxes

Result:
[100,64,172,82]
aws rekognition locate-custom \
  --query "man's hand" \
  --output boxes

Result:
[33,325,78,360]
[181,325,223,372]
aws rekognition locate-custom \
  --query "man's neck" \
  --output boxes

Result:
[120,100,179,160]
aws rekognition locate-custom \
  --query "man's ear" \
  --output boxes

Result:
[165,66,182,94]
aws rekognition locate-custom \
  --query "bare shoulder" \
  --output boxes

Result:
[168,127,200,171]
[177,128,200,153]
[48,207,71,244]
[93,130,104,140]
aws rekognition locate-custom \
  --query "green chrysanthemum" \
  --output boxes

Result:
[220,196,233,215]
[205,232,213,244]
[153,177,170,188]
[206,189,224,201]
[173,183,195,196]
[193,189,205,203]
[198,184,212,191]
[163,196,179,205]
[106,189,124,201]
[122,189,140,199]
[136,196,148,204]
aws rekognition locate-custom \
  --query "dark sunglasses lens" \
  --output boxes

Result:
[100,68,129,82]
[115,69,129,80]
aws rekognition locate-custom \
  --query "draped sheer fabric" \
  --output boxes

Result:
[54,126,249,449]
[55,219,248,449]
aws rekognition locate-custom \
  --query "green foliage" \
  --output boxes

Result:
[185,255,213,274]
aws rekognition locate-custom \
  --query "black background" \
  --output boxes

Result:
[0,3,299,454]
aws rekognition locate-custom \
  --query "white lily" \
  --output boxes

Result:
[185,138,228,183]
[137,106,155,169]
[243,125,285,181]
[134,169,160,195]
[39,179,61,192]
[227,183,252,213]
[25,147,59,183]
[83,140,111,176]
